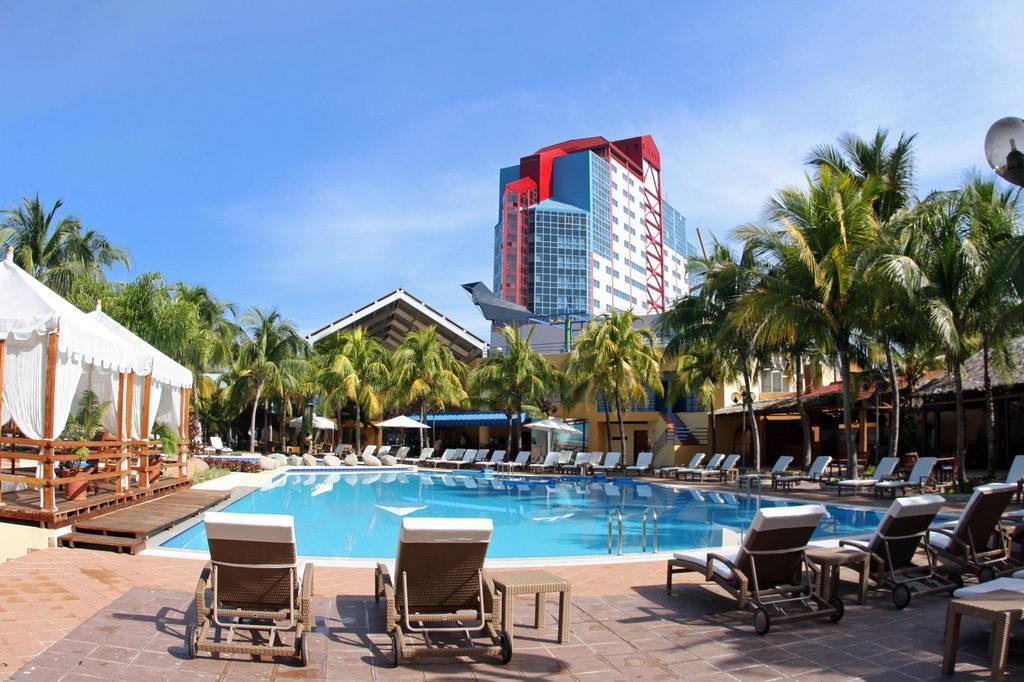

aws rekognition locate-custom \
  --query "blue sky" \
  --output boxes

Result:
[2,2,1022,338]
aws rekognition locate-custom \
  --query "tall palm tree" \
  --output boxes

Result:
[666,240,764,468]
[660,339,733,455]
[389,326,468,448]
[736,167,882,477]
[567,310,661,464]
[232,308,308,453]
[2,195,130,296]
[468,326,562,456]
[317,328,390,455]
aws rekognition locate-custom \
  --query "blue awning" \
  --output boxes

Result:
[410,411,530,428]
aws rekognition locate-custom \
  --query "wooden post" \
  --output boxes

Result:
[42,332,59,513]
[116,372,126,494]
[141,375,152,488]
[178,387,190,479]
[0,339,6,432]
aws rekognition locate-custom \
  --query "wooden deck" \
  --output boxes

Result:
[59,487,230,554]
[0,475,192,528]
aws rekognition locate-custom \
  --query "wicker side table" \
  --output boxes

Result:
[943,589,1024,681]
[491,569,571,645]
[805,547,871,604]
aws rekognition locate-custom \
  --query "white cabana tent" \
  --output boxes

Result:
[87,304,193,439]
[288,414,336,430]
[376,415,430,430]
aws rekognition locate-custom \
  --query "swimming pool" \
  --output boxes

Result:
[161,470,893,558]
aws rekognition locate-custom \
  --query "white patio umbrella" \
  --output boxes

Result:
[375,415,430,452]
[288,414,336,430]
[524,418,582,452]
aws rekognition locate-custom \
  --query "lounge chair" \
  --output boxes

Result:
[505,451,531,470]
[658,452,705,479]
[874,457,937,498]
[624,451,654,475]
[678,453,725,481]
[528,452,560,472]
[374,518,511,666]
[837,494,961,608]
[738,455,793,487]
[927,483,1023,582]
[773,456,832,490]
[425,448,462,468]
[591,451,622,474]
[443,449,479,469]
[1001,454,1024,504]
[708,454,740,482]
[188,512,313,664]
[203,436,233,455]
[668,505,843,635]
[556,451,589,473]
[361,445,378,458]
[408,447,433,465]
[394,446,411,462]
[554,450,573,469]
[475,450,506,468]
[835,456,899,496]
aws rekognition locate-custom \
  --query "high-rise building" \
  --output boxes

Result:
[492,135,695,317]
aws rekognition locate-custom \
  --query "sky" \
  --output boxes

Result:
[2,2,1023,339]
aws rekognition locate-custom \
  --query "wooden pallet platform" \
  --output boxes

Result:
[59,488,230,554]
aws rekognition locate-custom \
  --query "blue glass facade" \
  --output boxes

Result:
[529,200,590,316]
[663,202,687,255]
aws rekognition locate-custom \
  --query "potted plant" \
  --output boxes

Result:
[150,422,178,483]
[59,391,111,501]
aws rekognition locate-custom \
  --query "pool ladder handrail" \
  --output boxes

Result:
[607,509,623,555]
[641,507,658,553]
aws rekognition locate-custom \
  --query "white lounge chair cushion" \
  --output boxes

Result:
[400,517,492,543]
[839,478,876,487]
[874,480,904,489]
[954,577,1024,599]
[674,548,739,581]
[872,495,944,543]
[752,504,825,532]
[205,512,295,544]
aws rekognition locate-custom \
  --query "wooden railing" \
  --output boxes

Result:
[0,436,177,512]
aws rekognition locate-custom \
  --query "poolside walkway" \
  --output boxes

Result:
[2,546,1021,680]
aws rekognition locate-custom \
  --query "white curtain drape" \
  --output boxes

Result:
[73,365,121,436]
[155,384,182,431]
[3,337,46,439]
[130,374,144,439]
[148,380,163,433]
[52,350,84,441]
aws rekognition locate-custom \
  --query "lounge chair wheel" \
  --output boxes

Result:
[979,566,998,583]
[827,596,845,622]
[949,573,964,591]
[297,634,309,666]
[498,630,513,664]
[390,630,403,668]
[892,584,912,610]
[753,608,771,636]
[185,624,197,659]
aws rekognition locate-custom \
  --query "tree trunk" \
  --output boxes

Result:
[953,355,967,485]
[506,414,514,457]
[708,406,717,454]
[355,400,362,455]
[514,406,523,454]
[248,384,263,453]
[419,401,426,449]
[603,393,612,453]
[739,353,760,470]
[262,398,270,454]
[795,353,811,467]
[984,344,997,479]
[837,339,858,479]
[614,388,627,465]
[886,342,901,460]
[281,400,289,451]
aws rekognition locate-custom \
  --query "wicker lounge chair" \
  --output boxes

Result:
[834,456,899,496]
[361,445,378,458]
[425,448,462,467]
[591,451,622,474]
[677,453,725,481]
[203,436,233,454]
[374,518,511,666]
[187,512,313,664]
[838,494,961,608]
[658,452,705,479]
[624,451,655,475]
[707,454,740,482]
[443,449,479,469]
[475,450,506,468]
[407,447,433,465]
[668,505,843,635]
[556,451,589,473]
[394,446,411,462]
[999,454,1024,504]
[738,455,793,487]
[773,456,832,490]
[873,457,937,498]
[927,483,1023,582]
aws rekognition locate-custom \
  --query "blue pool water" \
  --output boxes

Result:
[162,471,893,558]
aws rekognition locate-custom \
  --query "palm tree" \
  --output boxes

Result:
[666,240,764,469]
[317,328,390,455]
[567,310,661,464]
[2,195,130,296]
[232,308,308,453]
[736,168,882,477]
[660,339,733,455]
[389,327,468,448]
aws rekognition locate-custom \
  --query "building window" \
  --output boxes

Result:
[760,369,792,394]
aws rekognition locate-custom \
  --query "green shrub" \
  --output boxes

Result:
[193,467,230,484]
[202,457,262,473]
[151,422,179,455]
